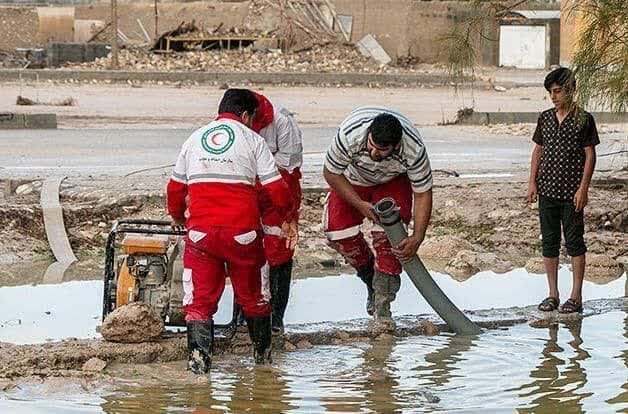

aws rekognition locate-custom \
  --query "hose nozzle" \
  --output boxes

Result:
[374,197,401,225]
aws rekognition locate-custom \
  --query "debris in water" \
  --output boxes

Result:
[419,320,440,336]
[296,339,313,350]
[15,183,35,196]
[16,95,76,106]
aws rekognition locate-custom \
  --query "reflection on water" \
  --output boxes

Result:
[3,311,623,413]
[413,332,477,388]
[514,321,592,413]
[2,270,626,345]
[93,311,622,413]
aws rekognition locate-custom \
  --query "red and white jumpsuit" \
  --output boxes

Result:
[167,114,291,322]
[251,93,303,267]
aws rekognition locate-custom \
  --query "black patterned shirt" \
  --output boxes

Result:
[532,108,599,200]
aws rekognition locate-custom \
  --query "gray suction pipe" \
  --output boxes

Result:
[374,197,482,335]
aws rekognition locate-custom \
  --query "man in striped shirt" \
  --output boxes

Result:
[323,106,433,328]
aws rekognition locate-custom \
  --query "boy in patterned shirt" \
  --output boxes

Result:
[527,68,599,314]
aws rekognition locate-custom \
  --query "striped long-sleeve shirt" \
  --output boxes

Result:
[324,106,433,192]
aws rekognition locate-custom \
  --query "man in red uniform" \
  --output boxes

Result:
[167,89,291,374]
[251,92,303,334]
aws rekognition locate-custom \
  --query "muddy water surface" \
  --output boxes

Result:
[1,267,626,344]
[1,266,626,412]
[1,310,627,413]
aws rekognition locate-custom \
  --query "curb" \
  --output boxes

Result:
[457,111,628,125]
[0,68,539,89]
[0,112,57,129]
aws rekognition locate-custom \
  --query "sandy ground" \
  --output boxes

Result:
[0,174,626,287]
[0,82,555,128]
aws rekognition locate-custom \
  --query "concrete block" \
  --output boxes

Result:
[0,113,57,129]
[24,113,57,129]
[457,111,628,125]
[47,42,109,67]
[14,48,47,68]
[356,34,392,65]
[253,38,280,50]
[84,43,110,62]
[0,113,24,129]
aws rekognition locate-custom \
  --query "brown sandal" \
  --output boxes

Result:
[559,299,583,314]
[538,297,559,312]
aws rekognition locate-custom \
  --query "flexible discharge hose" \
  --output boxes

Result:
[374,197,481,335]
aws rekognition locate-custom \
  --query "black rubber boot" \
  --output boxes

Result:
[246,315,272,364]
[186,320,213,374]
[356,256,375,315]
[270,260,293,334]
[235,304,246,327]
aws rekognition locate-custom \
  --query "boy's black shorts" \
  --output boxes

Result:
[538,195,587,258]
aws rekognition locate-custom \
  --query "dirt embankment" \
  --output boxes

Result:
[1,177,626,285]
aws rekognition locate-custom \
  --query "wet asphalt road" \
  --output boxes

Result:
[0,127,622,184]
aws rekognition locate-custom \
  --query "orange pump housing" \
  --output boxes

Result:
[122,235,169,255]
[116,235,169,308]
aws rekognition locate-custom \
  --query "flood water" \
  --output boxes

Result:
[1,310,626,413]
[0,267,626,344]
[0,268,626,413]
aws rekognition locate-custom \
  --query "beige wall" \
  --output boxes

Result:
[559,0,585,66]
[335,0,479,63]
[406,2,470,63]
[0,7,39,50]
[37,6,74,43]
[335,0,412,59]
[74,1,260,41]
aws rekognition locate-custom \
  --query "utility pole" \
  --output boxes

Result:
[111,0,119,69]
[154,0,159,41]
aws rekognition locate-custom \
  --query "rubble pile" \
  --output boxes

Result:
[150,20,278,52]
[174,24,276,40]
[0,49,27,69]
[67,43,423,74]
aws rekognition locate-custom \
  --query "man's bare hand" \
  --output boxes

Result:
[527,181,538,204]
[281,220,299,250]
[357,201,377,222]
[573,186,588,212]
[392,234,423,263]
[171,217,185,231]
